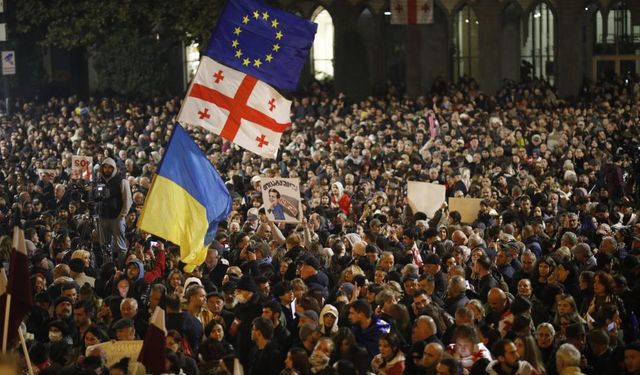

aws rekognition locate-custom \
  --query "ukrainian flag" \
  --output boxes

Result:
[137,124,231,271]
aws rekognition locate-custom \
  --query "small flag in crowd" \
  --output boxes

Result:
[137,124,232,272]
[178,56,292,159]
[138,307,167,375]
[205,0,317,91]
[0,225,33,350]
[390,0,434,24]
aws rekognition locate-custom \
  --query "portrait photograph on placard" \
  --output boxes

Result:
[260,177,302,223]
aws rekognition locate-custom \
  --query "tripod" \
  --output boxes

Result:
[80,201,112,269]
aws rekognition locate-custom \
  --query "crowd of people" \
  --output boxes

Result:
[1,73,640,375]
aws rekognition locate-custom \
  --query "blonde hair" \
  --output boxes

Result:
[71,249,91,263]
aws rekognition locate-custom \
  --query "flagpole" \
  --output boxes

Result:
[2,292,11,353]
[18,328,33,375]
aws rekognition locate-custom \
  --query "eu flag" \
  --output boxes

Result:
[205,0,317,92]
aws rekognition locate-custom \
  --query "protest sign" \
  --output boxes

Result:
[86,340,144,367]
[407,181,446,218]
[449,197,482,223]
[71,155,93,180]
[260,177,302,223]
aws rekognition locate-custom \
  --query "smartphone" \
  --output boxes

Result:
[607,322,616,332]
[150,241,158,248]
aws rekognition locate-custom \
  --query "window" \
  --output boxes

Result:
[184,42,200,87]
[522,2,555,82]
[596,10,604,44]
[311,8,334,80]
[453,5,480,80]
[606,1,631,44]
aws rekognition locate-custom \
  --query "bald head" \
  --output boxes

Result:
[413,315,437,342]
[423,342,444,368]
[487,288,507,313]
[452,230,468,246]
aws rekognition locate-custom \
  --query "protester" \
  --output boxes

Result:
[0,74,639,375]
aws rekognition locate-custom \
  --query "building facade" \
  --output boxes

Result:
[210,0,638,98]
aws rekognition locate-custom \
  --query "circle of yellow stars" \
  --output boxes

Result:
[231,9,284,69]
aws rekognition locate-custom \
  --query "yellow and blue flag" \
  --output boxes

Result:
[137,124,231,270]
[205,0,317,92]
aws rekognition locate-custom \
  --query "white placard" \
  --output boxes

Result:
[407,181,446,219]
[2,50,15,75]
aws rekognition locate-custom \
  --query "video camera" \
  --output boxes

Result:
[90,183,110,201]
[67,180,110,203]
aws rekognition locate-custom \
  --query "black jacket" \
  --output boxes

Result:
[248,341,283,375]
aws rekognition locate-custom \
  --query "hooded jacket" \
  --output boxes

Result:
[99,157,132,219]
[331,182,351,215]
[319,304,339,337]
[126,259,150,307]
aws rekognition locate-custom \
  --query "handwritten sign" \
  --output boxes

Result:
[71,155,93,180]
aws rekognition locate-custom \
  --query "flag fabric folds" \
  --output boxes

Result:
[137,124,232,271]
[205,0,317,91]
[177,56,292,159]
[390,0,434,24]
[138,307,167,375]
[0,226,33,349]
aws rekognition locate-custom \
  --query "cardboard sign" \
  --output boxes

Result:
[407,181,446,219]
[449,197,482,224]
[71,155,93,180]
[86,340,144,367]
[260,177,302,223]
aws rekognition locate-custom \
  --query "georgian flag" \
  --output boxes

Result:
[178,56,292,159]
[390,0,434,24]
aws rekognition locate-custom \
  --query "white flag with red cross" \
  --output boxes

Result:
[390,0,434,24]
[177,56,292,159]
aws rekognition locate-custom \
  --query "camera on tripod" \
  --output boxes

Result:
[90,183,111,201]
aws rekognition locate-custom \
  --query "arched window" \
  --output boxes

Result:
[311,7,334,80]
[184,42,200,87]
[606,1,631,45]
[596,10,604,44]
[522,2,554,82]
[453,5,480,79]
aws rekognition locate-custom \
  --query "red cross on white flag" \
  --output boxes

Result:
[390,0,434,24]
[177,56,292,159]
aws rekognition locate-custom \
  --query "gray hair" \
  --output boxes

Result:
[556,343,581,367]
[151,283,167,295]
[448,275,467,297]
[561,232,578,247]
[120,297,138,310]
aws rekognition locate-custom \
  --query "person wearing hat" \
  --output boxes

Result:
[299,255,329,296]
[423,253,447,300]
[233,275,266,369]
[97,157,132,261]
[112,318,136,340]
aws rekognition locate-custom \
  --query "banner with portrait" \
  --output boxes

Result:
[260,177,302,223]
